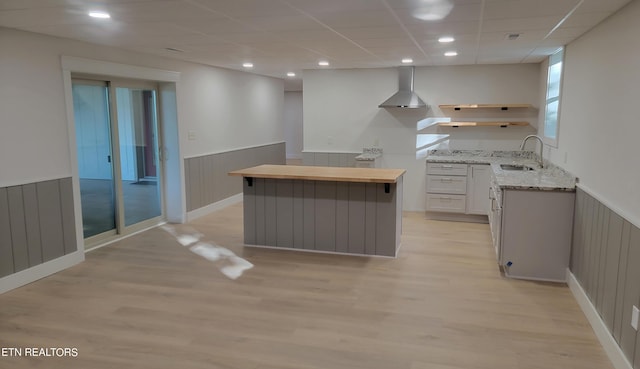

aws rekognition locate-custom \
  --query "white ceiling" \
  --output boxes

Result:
[0,0,632,90]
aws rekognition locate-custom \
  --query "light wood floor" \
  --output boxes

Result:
[0,203,613,369]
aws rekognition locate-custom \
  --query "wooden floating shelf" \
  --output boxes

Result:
[437,121,530,128]
[439,104,533,110]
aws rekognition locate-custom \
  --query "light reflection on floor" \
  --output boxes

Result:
[161,225,253,280]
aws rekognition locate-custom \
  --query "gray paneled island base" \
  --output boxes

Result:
[229,165,405,257]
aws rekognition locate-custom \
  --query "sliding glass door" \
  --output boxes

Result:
[115,86,162,227]
[73,81,117,238]
[72,79,163,246]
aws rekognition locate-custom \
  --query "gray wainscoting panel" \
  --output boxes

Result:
[614,220,632,344]
[185,142,286,212]
[302,181,315,250]
[0,188,14,277]
[276,180,294,248]
[242,177,256,245]
[37,180,65,262]
[601,211,624,332]
[364,183,377,255]
[292,181,304,249]
[7,187,29,272]
[335,183,349,254]
[264,179,277,246]
[347,183,366,254]
[314,181,337,252]
[255,178,266,246]
[60,177,77,255]
[0,178,77,279]
[620,225,640,363]
[571,187,640,366]
[241,178,402,257]
[302,152,360,167]
[22,184,43,267]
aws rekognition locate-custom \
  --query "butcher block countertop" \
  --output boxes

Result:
[229,165,405,183]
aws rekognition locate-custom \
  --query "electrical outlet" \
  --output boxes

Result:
[187,131,196,141]
[632,305,639,331]
[373,138,380,147]
[327,136,334,145]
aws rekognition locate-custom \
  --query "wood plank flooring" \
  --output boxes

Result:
[0,203,613,369]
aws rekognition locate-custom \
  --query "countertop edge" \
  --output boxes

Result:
[229,165,406,184]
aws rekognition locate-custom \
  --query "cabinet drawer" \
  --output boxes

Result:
[427,163,468,176]
[426,175,467,194]
[426,194,466,213]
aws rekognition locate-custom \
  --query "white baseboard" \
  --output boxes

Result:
[567,269,633,369]
[0,251,84,294]
[186,193,243,222]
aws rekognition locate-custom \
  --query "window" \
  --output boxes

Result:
[543,48,564,147]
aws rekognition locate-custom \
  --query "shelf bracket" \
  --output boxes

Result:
[384,183,390,193]
[245,177,253,187]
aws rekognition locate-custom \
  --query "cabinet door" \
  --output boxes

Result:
[466,164,491,215]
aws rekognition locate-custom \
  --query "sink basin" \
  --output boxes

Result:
[500,164,535,171]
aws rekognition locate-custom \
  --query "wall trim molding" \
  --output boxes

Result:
[577,183,640,230]
[61,56,180,82]
[567,269,633,369]
[186,193,243,222]
[0,251,84,294]
[0,175,73,189]
[183,141,286,160]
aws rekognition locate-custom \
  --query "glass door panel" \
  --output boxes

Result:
[115,87,162,227]
[72,82,116,238]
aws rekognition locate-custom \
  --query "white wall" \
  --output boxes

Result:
[303,65,540,211]
[0,27,284,189]
[545,0,640,226]
[284,91,303,159]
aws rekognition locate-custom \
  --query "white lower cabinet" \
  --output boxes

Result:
[426,162,490,217]
[494,188,575,282]
[466,164,491,215]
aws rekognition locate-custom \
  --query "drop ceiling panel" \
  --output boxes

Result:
[190,0,298,17]
[232,15,327,32]
[577,0,632,13]
[481,16,559,33]
[311,10,398,28]
[394,2,484,24]
[559,11,617,28]
[483,0,576,20]
[0,0,632,80]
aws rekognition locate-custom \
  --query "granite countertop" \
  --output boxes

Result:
[355,147,383,161]
[426,150,576,191]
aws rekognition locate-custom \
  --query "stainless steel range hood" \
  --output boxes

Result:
[378,66,427,109]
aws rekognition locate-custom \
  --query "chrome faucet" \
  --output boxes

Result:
[519,134,544,168]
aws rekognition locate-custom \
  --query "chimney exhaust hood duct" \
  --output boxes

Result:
[378,66,427,109]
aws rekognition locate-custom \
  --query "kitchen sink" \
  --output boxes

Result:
[500,164,535,171]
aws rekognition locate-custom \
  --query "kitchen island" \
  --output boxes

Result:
[229,165,405,257]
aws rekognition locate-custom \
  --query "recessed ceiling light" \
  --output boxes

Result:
[438,36,455,43]
[88,11,110,19]
[287,72,296,77]
[242,62,254,68]
[401,58,413,64]
[165,47,184,53]
[506,33,521,40]
[444,51,458,57]
[318,61,330,66]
